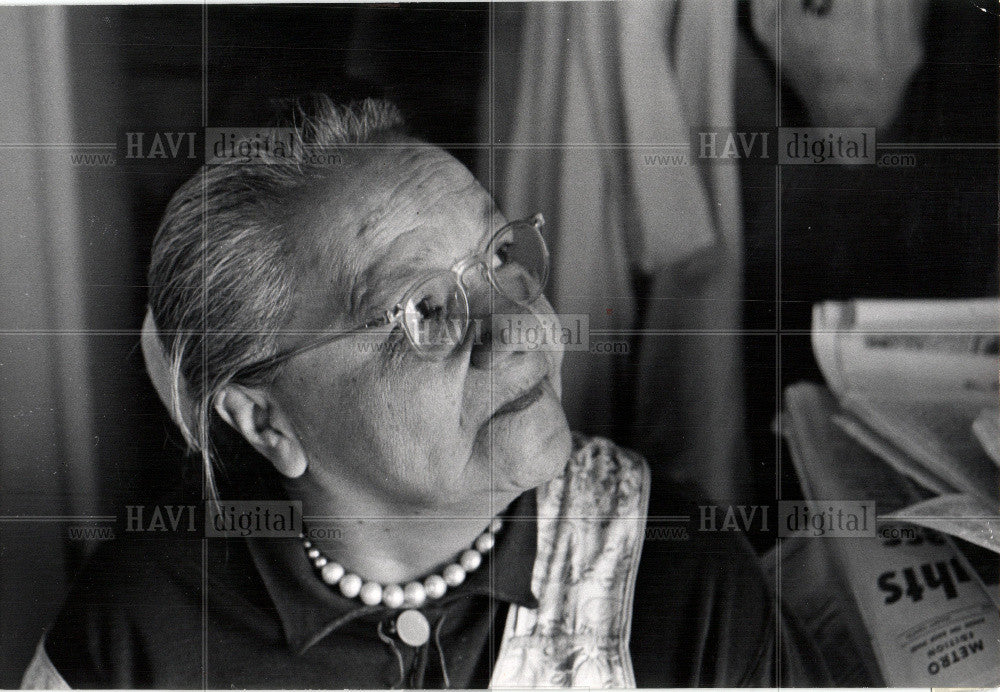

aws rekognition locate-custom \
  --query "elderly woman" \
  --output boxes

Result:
[24,98,827,688]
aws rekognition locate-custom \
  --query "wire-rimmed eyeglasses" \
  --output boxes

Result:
[236,213,549,377]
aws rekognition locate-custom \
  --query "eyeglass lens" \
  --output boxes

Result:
[402,273,469,355]
[485,221,548,304]
[401,220,548,357]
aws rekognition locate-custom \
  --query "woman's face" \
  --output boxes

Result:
[268,145,572,512]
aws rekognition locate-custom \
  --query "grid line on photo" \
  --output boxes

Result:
[773,1,783,682]
[775,166,783,505]
[0,142,115,148]
[486,2,498,677]
[200,3,209,688]
[301,514,689,522]
[4,140,1000,151]
[3,327,996,337]
[0,515,116,522]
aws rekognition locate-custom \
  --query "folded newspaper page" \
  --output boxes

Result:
[973,408,1000,467]
[833,401,998,507]
[833,413,956,497]
[812,297,998,404]
[783,383,1000,686]
[887,493,1000,556]
[812,296,1000,551]
[765,535,884,685]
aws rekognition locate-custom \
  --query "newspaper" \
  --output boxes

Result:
[811,297,998,404]
[783,383,1000,686]
[832,413,955,497]
[765,535,885,685]
[812,297,1000,543]
[886,493,1000,556]
[833,401,998,507]
[972,408,1000,466]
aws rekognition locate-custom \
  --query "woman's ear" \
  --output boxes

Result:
[213,385,308,478]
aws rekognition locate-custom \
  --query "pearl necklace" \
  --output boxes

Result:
[301,517,502,610]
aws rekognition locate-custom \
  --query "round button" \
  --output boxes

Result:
[396,609,430,647]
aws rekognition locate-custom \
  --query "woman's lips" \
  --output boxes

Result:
[491,378,547,419]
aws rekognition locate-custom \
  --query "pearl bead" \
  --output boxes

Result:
[359,582,383,606]
[424,574,447,599]
[382,584,405,608]
[443,563,466,587]
[339,573,362,598]
[403,581,426,607]
[303,519,507,607]
[460,549,482,572]
[321,562,344,585]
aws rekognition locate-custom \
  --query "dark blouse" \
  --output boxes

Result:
[42,475,831,688]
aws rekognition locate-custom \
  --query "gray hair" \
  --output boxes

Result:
[147,96,407,498]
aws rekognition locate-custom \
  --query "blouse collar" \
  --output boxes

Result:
[244,488,540,655]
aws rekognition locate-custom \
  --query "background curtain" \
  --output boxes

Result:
[0,7,131,684]
[481,1,747,502]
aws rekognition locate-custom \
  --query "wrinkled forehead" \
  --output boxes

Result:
[286,144,501,328]
[339,145,496,251]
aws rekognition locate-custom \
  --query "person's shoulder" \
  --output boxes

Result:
[640,499,776,684]
[43,532,217,688]
[638,455,770,604]
[83,527,203,586]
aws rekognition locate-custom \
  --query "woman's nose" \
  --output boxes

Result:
[464,266,536,369]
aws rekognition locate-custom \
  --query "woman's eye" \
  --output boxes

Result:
[491,241,514,269]
[415,297,444,320]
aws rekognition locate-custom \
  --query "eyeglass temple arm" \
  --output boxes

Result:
[362,307,401,330]
[237,308,402,378]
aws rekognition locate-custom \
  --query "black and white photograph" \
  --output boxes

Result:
[1,1,998,688]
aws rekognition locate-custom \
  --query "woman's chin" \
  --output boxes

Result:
[473,386,572,492]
